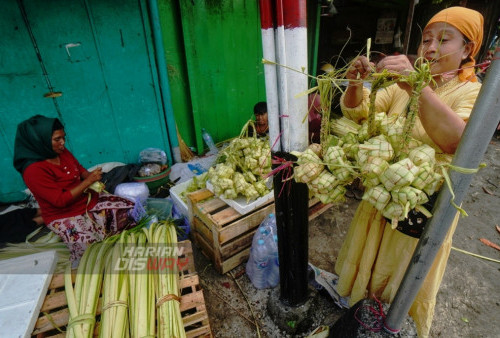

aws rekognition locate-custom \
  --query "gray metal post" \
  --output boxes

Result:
[384,47,500,333]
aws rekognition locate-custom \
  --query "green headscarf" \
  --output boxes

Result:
[13,115,63,174]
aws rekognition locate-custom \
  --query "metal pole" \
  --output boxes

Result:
[384,47,500,333]
[278,0,309,153]
[147,0,180,163]
[259,0,309,306]
[276,0,309,306]
[403,0,417,55]
[259,0,281,152]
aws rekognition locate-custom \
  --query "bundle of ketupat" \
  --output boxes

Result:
[330,114,443,227]
[179,172,209,203]
[297,119,445,225]
[292,143,351,204]
[207,132,272,202]
[289,56,448,227]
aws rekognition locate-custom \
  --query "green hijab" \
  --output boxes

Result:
[13,115,62,174]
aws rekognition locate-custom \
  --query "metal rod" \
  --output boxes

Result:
[403,0,417,55]
[384,47,500,333]
[309,3,322,87]
[147,0,179,163]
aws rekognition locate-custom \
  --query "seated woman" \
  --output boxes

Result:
[13,115,135,262]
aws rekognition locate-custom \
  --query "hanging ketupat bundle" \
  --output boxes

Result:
[293,148,324,184]
[291,143,354,203]
[291,54,449,226]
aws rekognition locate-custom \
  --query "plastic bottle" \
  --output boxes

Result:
[252,223,270,247]
[267,234,280,287]
[201,128,218,154]
[251,213,275,247]
[264,213,277,235]
[247,239,270,289]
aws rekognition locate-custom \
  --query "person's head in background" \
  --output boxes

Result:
[253,101,268,132]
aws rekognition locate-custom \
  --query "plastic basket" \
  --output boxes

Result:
[131,198,173,222]
[172,201,190,241]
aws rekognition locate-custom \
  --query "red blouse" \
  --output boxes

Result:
[23,149,98,224]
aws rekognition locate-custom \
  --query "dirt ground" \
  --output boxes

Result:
[193,133,500,337]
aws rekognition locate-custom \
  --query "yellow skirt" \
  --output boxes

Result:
[335,200,459,337]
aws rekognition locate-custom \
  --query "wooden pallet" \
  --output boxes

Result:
[308,196,334,221]
[31,240,212,338]
[187,189,332,274]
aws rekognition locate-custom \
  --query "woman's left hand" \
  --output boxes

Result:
[376,55,415,92]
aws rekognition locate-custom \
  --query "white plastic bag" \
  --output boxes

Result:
[139,148,167,164]
[114,182,149,202]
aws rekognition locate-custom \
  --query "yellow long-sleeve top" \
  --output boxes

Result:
[335,76,481,338]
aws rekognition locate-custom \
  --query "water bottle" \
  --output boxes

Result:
[251,213,274,247]
[247,239,270,289]
[201,128,218,154]
[263,213,277,235]
[252,224,270,248]
[267,234,280,287]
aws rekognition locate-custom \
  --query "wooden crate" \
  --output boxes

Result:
[187,189,332,274]
[31,240,212,338]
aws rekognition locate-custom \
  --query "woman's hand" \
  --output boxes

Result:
[69,168,103,199]
[376,55,415,92]
[346,56,374,83]
[84,168,102,185]
[344,56,374,108]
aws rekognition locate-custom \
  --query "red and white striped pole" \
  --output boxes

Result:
[276,0,308,152]
[259,0,309,306]
[259,0,281,152]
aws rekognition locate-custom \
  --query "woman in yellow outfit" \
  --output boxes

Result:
[335,7,484,337]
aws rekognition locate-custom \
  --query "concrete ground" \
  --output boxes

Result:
[191,200,355,337]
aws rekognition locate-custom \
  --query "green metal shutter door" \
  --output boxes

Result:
[178,0,266,153]
[0,1,57,202]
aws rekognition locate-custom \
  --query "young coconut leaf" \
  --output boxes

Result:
[362,185,391,211]
[379,158,419,191]
[357,135,394,166]
[408,144,436,167]
[391,186,423,210]
[383,201,407,224]
[308,170,340,195]
[294,162,324,184]
[411,162,435,190]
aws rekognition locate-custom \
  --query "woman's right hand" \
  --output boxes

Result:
[346,56,374,84]
[344,56,374,108]
[84,168,102,185]
[70,167,102,199]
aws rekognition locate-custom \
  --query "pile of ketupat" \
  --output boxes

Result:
[292,56,452,228]
[179,172,209,203]
[207,120,272,202]
[65,219,186,338]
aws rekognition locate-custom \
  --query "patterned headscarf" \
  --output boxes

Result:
[425,6,484,82]
[13,115,62,174]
